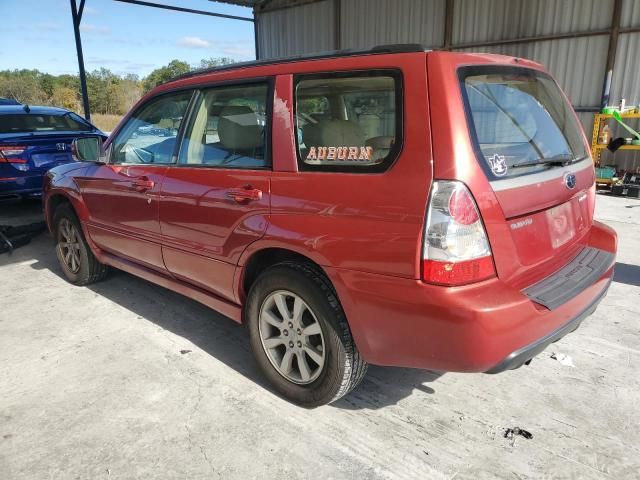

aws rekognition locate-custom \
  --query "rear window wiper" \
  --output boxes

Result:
[511,154,577,169]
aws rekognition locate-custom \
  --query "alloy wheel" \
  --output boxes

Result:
[57,218,82,274]
[258,290,326,385]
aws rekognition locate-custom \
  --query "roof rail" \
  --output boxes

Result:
[165,43,430,85]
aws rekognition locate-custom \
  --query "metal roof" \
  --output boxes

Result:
[214,0,261,6]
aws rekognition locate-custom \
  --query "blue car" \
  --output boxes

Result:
[0,104,106,199]
[0,97,21,106]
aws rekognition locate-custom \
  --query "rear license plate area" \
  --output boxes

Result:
[546,202,576,249]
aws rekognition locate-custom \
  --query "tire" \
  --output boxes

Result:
[246,261,368,407]
[53,204,108,285]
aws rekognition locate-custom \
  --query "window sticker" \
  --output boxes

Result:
[305,146,374,164]
[488,153,508,177]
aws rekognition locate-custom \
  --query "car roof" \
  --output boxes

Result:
[163,44,540,90]
[0,105,72,115]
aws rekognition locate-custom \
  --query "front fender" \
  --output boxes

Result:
[44,165,99,254]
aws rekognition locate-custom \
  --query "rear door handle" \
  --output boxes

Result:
[132,178,155,192]
[226,186,262,203]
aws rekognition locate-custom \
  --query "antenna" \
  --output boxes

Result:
[23,104,31,113]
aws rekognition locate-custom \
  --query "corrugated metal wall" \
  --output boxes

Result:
[256,0,640,169]
[340,0,445,50]
[257,0,335,57]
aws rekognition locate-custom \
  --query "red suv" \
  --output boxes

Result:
[44,46,617,406]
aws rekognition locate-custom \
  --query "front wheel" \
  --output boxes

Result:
[53,204,108,285]
[246,262,367,407]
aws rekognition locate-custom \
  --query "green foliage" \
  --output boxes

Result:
[0,57,237,117]
[142,59,191,93]
[197,57,236,69]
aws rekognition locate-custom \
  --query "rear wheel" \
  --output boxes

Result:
[246,261,367,407]
[53,204,108,285]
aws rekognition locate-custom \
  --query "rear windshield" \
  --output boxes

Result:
[459,66,587,179]
[0,113,92,134]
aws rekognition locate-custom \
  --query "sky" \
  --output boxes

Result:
[0,0,255,77]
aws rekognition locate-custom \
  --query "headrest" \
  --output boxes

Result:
[218,105,263,151]
[303,119,365,147]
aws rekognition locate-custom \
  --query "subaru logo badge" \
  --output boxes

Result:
[564,172,577,189]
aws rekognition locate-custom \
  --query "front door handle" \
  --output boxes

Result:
[132,178,155,192]
[226,186,263,203]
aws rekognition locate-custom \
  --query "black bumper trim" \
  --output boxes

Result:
[486,277,611,374]
[522,247,614,310]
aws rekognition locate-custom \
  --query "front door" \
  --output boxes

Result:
[78,90,194,271]
[159,82,272,302]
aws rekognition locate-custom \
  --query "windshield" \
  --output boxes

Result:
[0,112,92,134]
[459,66,587,179]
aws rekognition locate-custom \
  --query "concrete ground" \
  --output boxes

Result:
[0,194,638,480]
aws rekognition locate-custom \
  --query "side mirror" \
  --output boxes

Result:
[72,136,105,163]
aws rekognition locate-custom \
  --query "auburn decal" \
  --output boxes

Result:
[306,146,373,162]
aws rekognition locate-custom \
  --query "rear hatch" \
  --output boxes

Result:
[439,59,596,288]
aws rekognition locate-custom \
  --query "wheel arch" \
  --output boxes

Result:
[239,247,330,302]
[45,189,100,256]
[45,193,73,230]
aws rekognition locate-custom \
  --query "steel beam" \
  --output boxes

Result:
[601,0,622,109]
[70,0,91,121]
[334,0,341,50]
[114,0,254,21]
[443,0,454,49]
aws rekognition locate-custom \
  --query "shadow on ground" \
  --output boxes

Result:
[0,198,44,225]
[23,235,443,409]
[613,262,640,287]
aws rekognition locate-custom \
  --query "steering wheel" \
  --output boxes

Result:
[122,144,154,163]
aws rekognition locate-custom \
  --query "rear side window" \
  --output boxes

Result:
[459,66,587,179]
[0,113,92,133]
[294,70,402,173]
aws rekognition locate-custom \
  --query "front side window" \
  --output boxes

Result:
[459,66,588,179]
[295,71,402,172]
[179,83,269,169]
[110,91,192,165]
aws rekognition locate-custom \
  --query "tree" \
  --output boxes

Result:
[0,70,48,104]
[40,74,56,98]
[143,60,190,92]
[197,57,236,69]
[51,85,79,111]
[0,56,239,119]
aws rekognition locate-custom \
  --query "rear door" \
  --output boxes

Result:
[77,90,193,272]
[159,82,271,302]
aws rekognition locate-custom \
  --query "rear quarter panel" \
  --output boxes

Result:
[246,52,433,279]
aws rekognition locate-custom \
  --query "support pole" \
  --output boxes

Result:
[70,0,91,121]
[600,0,622,110]
[443,0,454,49]
[253,13,260,60]
[334,0,341,50]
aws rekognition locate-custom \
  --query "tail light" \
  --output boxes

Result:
[0,145,28,164]
[422,180,495,285]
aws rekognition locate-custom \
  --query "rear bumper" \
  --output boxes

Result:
[485,277,610,373]
[326,221,616,372]
[0,174,44,198]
